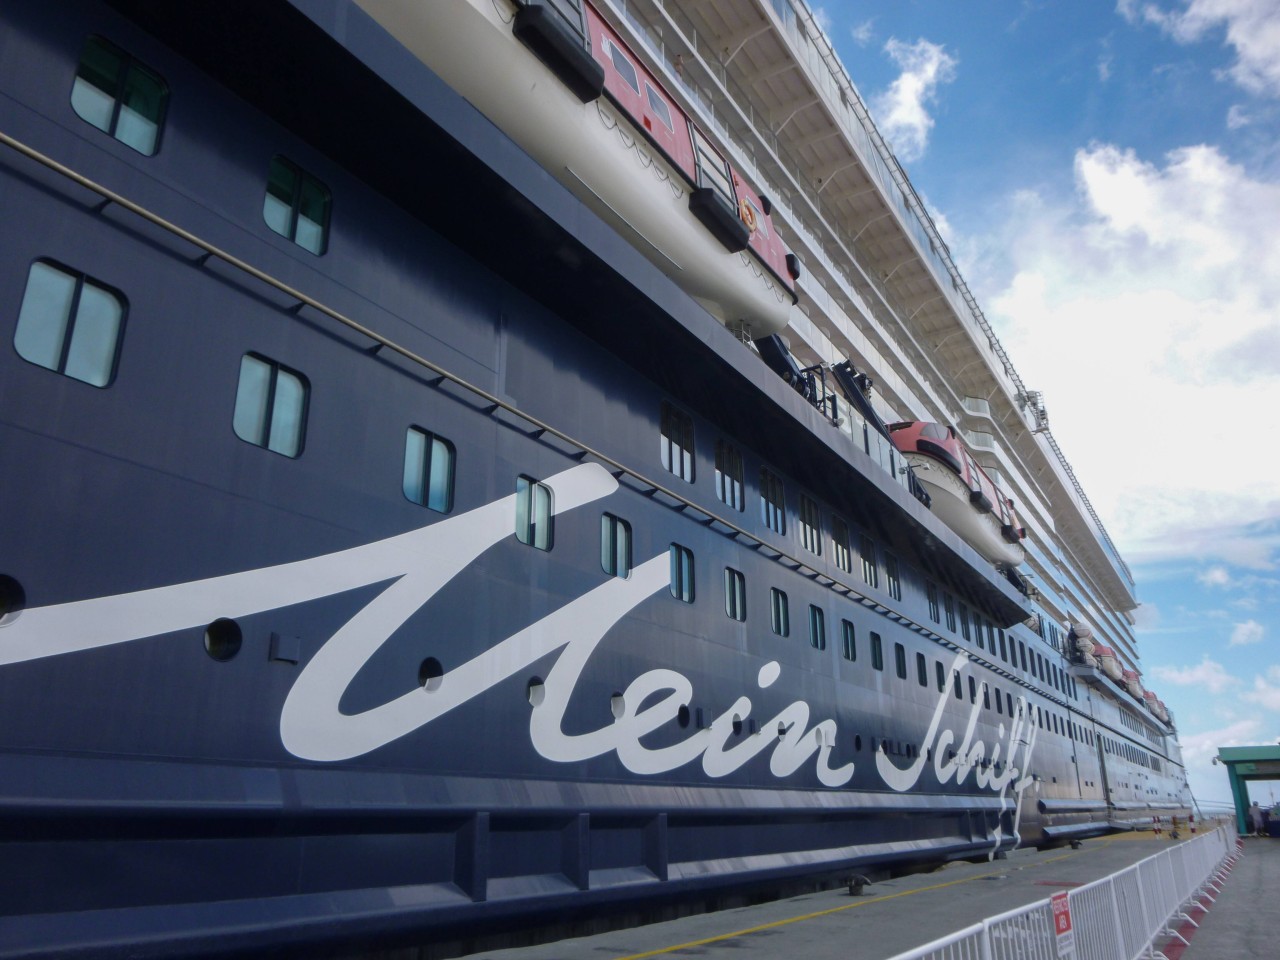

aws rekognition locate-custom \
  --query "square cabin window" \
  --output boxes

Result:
[516,476,554,551]
[403,427,455,512]
[14,260,124,387]
[263,156,331,255]
[601,513,632,578]
[870,632,884,671]
[71,36,168,155]
[232,353,308,457]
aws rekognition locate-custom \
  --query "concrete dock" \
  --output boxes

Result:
[1162,833,1272,960]
[447,827,1247,960]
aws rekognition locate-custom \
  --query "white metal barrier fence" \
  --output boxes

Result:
[886,826,1239,960]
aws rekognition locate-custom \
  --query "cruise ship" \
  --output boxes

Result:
[0,0,1191,955]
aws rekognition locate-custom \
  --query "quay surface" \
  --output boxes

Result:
[443,827,1246,960]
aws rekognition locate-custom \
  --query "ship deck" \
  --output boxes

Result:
[431,825,1254,960]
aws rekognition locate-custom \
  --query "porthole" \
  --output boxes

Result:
[678,704,691,728]
[527,676,544,707]
[203,618,242,661]
[855,735,862,751]
[0,575,25,625]
[418,656,444,691]
[610,692,625,719]
[732,714,743,737]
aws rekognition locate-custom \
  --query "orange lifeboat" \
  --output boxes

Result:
[888,422,1026,566]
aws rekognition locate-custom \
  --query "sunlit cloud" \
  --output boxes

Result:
[1242,666,1280,711]
[985,142,1280,572]
[1230,619,1265,646]
[1119,0,1280,99]
[1150,656,1239,694]
[851,19,875,47]
[871,38,958,161]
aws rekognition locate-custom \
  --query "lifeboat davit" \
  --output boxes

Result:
[888,422,1026,566]
[1122,669,1144,702]
[356,0,798,337]
[1093,644,1123,683]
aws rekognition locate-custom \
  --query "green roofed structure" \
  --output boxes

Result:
[1216,745,1280,834]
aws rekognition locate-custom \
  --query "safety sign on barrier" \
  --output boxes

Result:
[1052,891,1074,957]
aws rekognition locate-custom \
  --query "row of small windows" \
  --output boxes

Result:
[70,36,330,254]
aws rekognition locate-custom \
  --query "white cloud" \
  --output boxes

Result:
[1099,54,1114,81]
[1120,0,1280,98]
[871,38,958,161]
[852,19,875,47]
[1199,566,1232,587]
[1242,666,1280,711]
[985,143,1280,570]
[1230,619,1265,646]
[1226,103,1252,127]
[1151,655,1239,693]
[1178,717,1263,803]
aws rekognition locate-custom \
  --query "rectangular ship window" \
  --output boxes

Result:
[936,660,946,693]
[605,38,640,94]
[871,632,884,671]
[516,476,554,551]
[841,620,856,661]
[645,83,674,130]
[885,554,901,600]
[894,642,906,680]
[769,587,789,637]
[916,652,928,687]
[660,402,695,482]
[832,516,852,573]
[724,567,746,621]
[669,544,694,602]
[926,582,940,623]
[860,535,878,588]
[944,594,956,632]
[14,260,124,388]
[263,155,331,255]
[715,440,744,511]
[601,513,632,577]
[959,603,971,642]
[72,36,168,155]
[760,468,786,534]
[808,605,826,651]
[403,427,455,512]
[233,353,308,458]
[799,495,821,555]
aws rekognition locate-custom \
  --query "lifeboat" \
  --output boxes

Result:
[1093,644,1123,683]
[356,0,799,337]
[887,422,1026,566]
[1122,669,1144,702]
[1068,622,1096,666]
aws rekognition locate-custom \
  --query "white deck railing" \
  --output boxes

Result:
[886,826,1240,960]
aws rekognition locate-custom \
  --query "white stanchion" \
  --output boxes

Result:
[885,825,1237,960]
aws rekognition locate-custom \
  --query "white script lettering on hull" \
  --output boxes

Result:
[0,463,1034,803]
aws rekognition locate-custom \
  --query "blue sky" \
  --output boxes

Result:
[816,0,1280,808]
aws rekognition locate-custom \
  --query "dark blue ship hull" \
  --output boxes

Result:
[0,1,1188,956]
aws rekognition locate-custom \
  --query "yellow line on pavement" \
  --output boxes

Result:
[611,841,1108,960]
